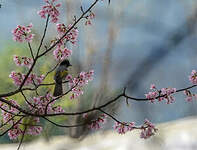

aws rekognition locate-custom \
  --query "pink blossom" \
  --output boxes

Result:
[189,70,197,84]
[183,90,196,102]
[113,122,127,134]
[186,96,193,102]
[27,126,43,135]
[145,91,158,102]
[9,71,45,86]
[6,117,42,137]
[160,87,176,104]
[150,84,156,90]
[52,105,65,113]
[34,74,45,85]
[127,122,135,131]
[89,12,95,20]
[113,121,135,134]
[145,84,176,104]
[56,23,79,45]
[85,12,95,26]
[194,94,197,100]
[0,99,19,124]
[9,71,24,86]
[140,119,157,139]
[161,88,176,96]
[67,70,94,99]
[8,125,23,140]
[13,55,33,68]
[12,23,34,43]
[65,74,72,80]
[53,47,72,61]
[38,0,61,23]
[85,20,92,26]
[27,93,64,115]
[82,113,88,118]
[88,114,107,130]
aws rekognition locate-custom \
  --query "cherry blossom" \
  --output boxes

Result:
[67,70,94,99]
[113,122,135,134]
[145,84,176,104]
[0,99,19,124]
[145,91,158,103]
[160,87,176,104]
[26,126,43,136]
[27,93,64,115]
[53,47,72,61]
[8,125,23,140]
[140,119,157,139]
[56,23,79,45]
[13,55,33,68]
[88,114,107,130]
[150,84,156,90]
[38,0,61,23]
[183,90,197,102]
[12,23,34,43]
[9,71,45,86]
[113,122,127,134]
[85,12,95,25]
[189,70,197,85]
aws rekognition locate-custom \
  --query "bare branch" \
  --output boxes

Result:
[28,42,34,60]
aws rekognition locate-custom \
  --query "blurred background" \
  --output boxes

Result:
[0,0,197,147]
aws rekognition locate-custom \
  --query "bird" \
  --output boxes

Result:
[53,59,72,97]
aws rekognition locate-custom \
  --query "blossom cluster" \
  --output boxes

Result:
[26,120,43,136]
[0,94,64,139]
[189,70,197,85]
[183,90,197,102]
[52,23,79,61]
[140,119,157,139]
[9,71,45,86]
[67,70,94,99]
[145,84,176,104]
[13,55,33,68]
[27,93,64,114]
[0,99,19,124]
[38,0,61,23]
[113,122,135,134]
[8,117,42,140]
[87,114,107,130]
[56,23,79,45]
[12,23,34,43]
[0,99,23,140]
[85,12,95,25]
[53,46,72,61]
[113,119,157,139]
[0,99,42,139]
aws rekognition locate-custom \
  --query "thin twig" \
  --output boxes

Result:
[28,42,34,60]
[21,91,35,109]
[17,125,27,150]
[42,116,88,128]
[36,15,50,57]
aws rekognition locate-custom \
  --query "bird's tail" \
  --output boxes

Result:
[53,82,62,97]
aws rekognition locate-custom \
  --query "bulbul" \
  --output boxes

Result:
[53,59,72,97]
